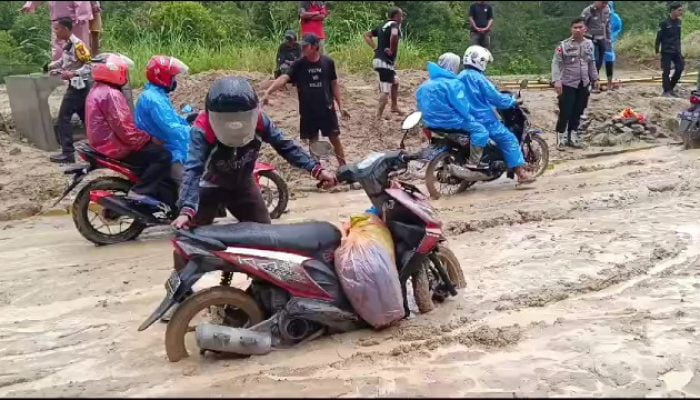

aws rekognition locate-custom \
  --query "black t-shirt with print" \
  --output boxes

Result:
[286,55,338,120]
[469,3,493,31]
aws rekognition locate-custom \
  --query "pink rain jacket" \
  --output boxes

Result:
[86,82,151,160]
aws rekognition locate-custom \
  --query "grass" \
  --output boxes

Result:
[103,33,436,88]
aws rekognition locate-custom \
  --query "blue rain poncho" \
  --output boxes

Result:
[416,62,474,131]
[135,83,191,164]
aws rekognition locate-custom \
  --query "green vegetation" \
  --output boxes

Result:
[1,1,698,86]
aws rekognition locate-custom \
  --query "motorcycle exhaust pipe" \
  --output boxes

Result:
[99,196,159,224]
[447,164,493,182]
[195,323,273,356]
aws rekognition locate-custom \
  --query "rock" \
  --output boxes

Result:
[621,126,634,134]
[647,182,678,192]
[618,132,635,144]
[631,124,645,134]
[647,126,658,135]
[656,130,669,139]
[8,147,21,156]
[614,123,625,129]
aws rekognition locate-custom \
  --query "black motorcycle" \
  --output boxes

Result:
[400,80,549,200]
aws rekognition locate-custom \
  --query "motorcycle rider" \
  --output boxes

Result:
[135,55,191,186]
[85,53,172,205]
[171,76,337,230]
[458,45,536,184]
[416,52,487,149]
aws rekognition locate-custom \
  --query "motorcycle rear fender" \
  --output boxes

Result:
[137,260,210,331]
[52,166,91,206]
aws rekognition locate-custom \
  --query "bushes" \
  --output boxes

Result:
[149,1,225,44]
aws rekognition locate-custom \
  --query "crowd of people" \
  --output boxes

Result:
[31,1,693,226]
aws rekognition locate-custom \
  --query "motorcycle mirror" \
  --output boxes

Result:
[309,140,334,158]
[519,79,529,89]
[401,111,423,131]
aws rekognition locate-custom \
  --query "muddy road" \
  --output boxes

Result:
[1,143,700,397]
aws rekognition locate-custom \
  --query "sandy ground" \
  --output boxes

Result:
[0,70,699,397]
[1,143,700,397]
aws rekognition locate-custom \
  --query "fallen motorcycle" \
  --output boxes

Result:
[55,141,289,246]
[138,150,465,362]
[400,80,549,199]
[679,89,700,150]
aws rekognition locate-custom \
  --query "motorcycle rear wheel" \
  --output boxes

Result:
[425,152,475,200]
[164,286,264,362]
[71,177,146,246]
[258,170,289,220]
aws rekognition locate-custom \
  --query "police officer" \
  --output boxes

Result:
[552,17,599,150]
[47,17,92,164]
[581,1,611,79]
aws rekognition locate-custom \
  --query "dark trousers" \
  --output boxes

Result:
[470,31,491,49]
[592,39,607,73]
[55,86,88,155]
[662,52,685,93]
[556,82,590,136]
[193,180,271,227]
[122,142,171,198]
[605,61,614,81]
[174,179,271,272]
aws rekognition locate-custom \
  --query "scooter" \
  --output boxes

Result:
[138,150,465,362]
[55,141,289,246]
[399,79,550,199]
[679,90,700,150]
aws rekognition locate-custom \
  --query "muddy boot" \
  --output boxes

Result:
[465,144,488,170]
[557,132,568,150]
[569,131,584,149]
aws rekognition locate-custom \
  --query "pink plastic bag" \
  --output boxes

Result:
[334,214,404,329]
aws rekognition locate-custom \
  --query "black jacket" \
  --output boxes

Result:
[655,18,682,54]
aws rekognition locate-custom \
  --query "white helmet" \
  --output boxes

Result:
[437,52,461,74]
[463,45,493,72]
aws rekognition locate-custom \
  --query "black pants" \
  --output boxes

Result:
[662,52,685,93]
[122,142,171,198]
[605,61,614,81]
[174,179,271,272]
[55,86,89,155]
[592,39,607,73]
[193,180,271,227]
[556,82,590,136]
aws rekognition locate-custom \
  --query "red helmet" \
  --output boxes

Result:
[92,53,134,87]
[145,55,189,90]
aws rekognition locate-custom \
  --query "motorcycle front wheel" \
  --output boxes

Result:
[523,135,550,177]
[164,286,264,362]
[424,152,475,200]
[258,170,289,220]
[71,177,146,246]
[411,245,465,314]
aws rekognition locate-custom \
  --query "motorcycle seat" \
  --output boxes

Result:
[74,142,138,171]
[191,221,342,255]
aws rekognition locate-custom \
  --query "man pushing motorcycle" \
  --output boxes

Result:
[171,76,337,230]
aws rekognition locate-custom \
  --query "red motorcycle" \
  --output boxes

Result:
[138,150,465,362]
[55,141,289,246]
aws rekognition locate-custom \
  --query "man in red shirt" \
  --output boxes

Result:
[299,1,328,53]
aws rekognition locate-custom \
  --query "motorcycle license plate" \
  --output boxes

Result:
[165,271,181,299]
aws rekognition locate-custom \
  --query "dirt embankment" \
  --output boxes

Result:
[0,70,692,220]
